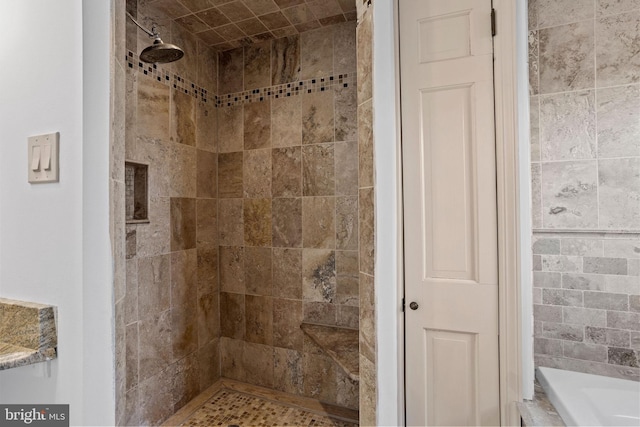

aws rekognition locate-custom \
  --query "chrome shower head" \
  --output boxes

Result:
[140,37,184,64]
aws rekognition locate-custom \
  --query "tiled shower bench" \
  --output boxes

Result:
[300,323,359,382]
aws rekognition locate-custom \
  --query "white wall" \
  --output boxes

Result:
[517,0,534,401]
[0,1,114,425]
[82,0,115,424]
[373,1,404,425]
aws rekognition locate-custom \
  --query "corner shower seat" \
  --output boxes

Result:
[300,323,359,382]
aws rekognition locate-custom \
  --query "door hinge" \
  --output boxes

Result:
[402,298,405,312]
[491,8,496,36]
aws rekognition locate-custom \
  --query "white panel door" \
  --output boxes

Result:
[400,0,500,425]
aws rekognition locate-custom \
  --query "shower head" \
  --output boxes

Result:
[126,11,184,64]
[140,37,184,64]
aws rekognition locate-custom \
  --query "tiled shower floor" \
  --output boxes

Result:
[163,379,359,427]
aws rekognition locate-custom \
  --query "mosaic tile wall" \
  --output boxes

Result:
[529,0,640,380]
[216,21,360,411]
[119,1,222,425]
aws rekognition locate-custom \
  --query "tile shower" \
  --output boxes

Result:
[121,0,221,423]
[529,0,640,381]
[215,21,359,409]
[113,0,375,425]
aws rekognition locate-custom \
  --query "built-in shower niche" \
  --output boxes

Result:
[125,161,149,223]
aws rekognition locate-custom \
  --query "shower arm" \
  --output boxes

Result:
[126,11,160,39]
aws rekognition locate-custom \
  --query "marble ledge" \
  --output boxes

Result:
[517,381,565,427]
[300,323,359,382]
[0,297,57,371]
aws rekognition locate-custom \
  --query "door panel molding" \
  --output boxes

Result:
[420,84,476,281]
[418,11,472,63]
[425,329,479,426]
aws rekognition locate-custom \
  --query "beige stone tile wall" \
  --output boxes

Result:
[113,0,127,424]
[529,0,640,380]
[217,21,360,410]
[119,1,221,425]
[356,3,376,425]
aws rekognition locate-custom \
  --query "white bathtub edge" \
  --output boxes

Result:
[536,368,575,426]
[536,366,640,427]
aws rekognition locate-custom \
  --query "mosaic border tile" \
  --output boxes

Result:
[128,50,355,109]
[217,73,356,108]
[126,50,210,103]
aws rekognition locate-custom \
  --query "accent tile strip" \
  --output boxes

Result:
[127,50,356,108]
[217,73,356,108]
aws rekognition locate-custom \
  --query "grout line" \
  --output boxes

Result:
[539,81,640,98]
[533,229,640,235]
[536,15,594,31]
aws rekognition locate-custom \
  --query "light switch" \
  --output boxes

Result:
[28,132,59,183]
[31,146,41,171]
[42,144,52,170]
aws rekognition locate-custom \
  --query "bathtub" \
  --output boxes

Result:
[537,367,640,426]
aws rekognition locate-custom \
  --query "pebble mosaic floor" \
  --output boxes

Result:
[180,389,358,427]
